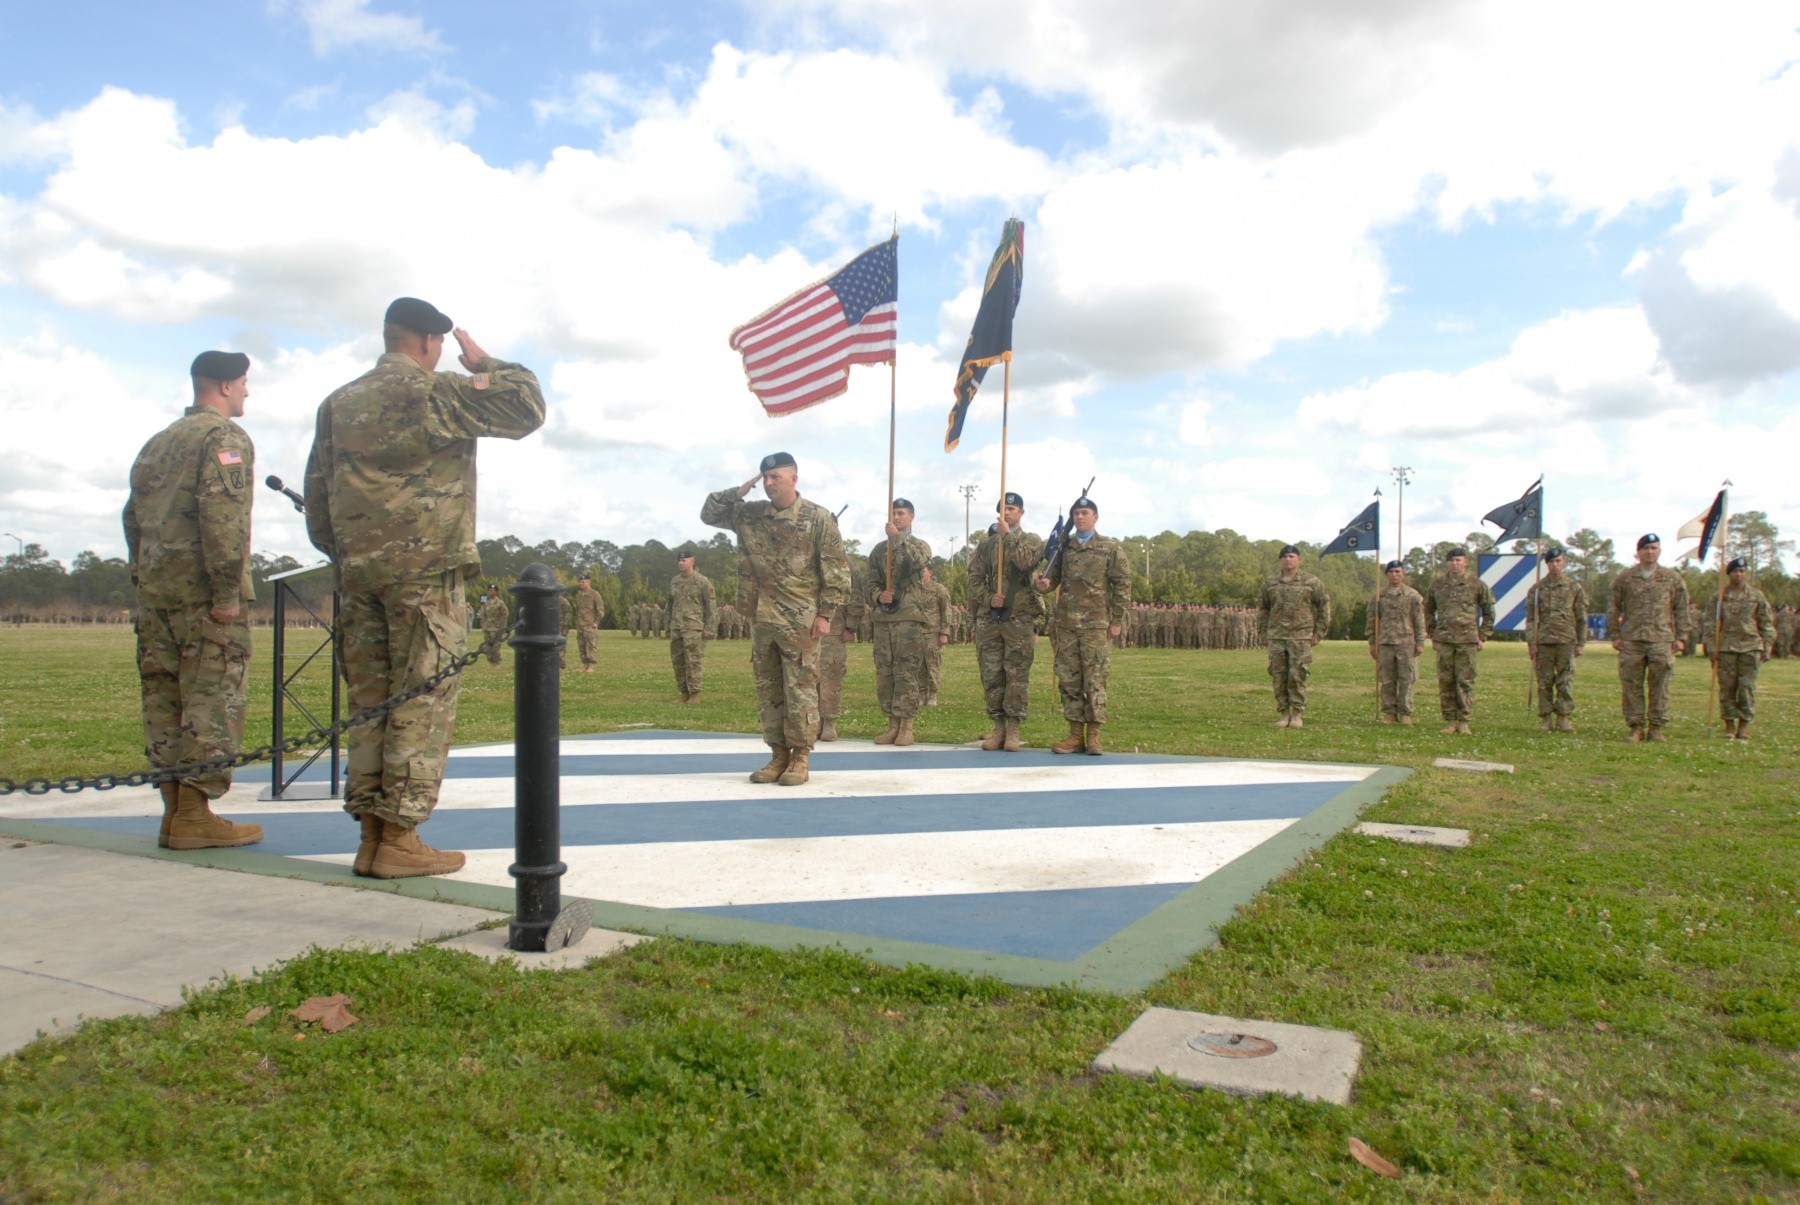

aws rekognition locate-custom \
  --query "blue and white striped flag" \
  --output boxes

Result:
[1479,553,1538,632]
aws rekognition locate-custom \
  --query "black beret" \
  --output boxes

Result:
[1384,560,1405,572]
[1637,533,1660,549]
[676,550,696,561]
[1727,557,1747,572]
[891,498,914,512]
[1071,496,1098,514]
[190,350,250,381]
[578,573,591,580]
[1445,547,1469,560]
[384,296,454,335]
[759,451,797,473]
[1542,546,1566,561]
[1279,544,1300,557]
[995,492,1023,511]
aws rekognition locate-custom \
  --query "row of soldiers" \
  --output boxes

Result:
[1121,604,1263,649]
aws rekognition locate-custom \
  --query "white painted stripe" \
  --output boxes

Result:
[298,817,1301,908]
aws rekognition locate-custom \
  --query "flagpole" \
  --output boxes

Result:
[884,358,896,598]
[1708,503,1730,725]
[996,356,1011,601]
[1527,535,1541,714]
[1372,548,1382,720]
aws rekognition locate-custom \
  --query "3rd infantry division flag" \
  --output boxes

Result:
[729,236,897,417]
[1482,477,1544,543]
[1678,488,1728,561]
[945,218,1024,451]
[1322,500,1379,556]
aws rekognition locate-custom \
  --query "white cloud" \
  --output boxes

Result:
[271,0,446,56]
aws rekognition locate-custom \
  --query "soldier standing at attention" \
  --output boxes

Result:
[1258,544,1330,729]
[868,498,933,746]
[702,452,850,785]
[1710,557,1774,741]
[1035,496,1131,754]
[668,550,717,702]
[557,592,572,671]
[1425,547,1496,735]
[922,565,951,706]
[1368,560,1425,725]
[969,493,1044,751]
[816,592,852,742]
[305,296,545,878]
[123,350,263,851]
[1608,533,1690,743]
[572,573,606,674]
[480,585,509,665]
[1526,546,1587,733]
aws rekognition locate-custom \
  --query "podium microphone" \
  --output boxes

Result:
[265,475,307,514]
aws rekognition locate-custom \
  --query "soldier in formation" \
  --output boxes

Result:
[571,573,605,673]
[1258,545,1330,728]
[668,550,716,702]
[480,585,509,664]
[702,452,850,786]
[305,296,545,878]
[1425,547,1496,735]
[1525,546,1587,732]
[1608,533,1690,743]
[923,565,951,706]
[1036,496,1131,754]
[123,350,264,851]
[816,591,852,742]
[867,498,932,745]
[970,493,1044,751]
[1710,557,1774,741]
[1367,560,1425,725]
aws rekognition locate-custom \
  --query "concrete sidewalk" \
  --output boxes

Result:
[0,838,502,1057]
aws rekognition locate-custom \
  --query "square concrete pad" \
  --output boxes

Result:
[437,923,650,968]
[1355,821,1472,848]
[1092,1006,1362,1105]
[1433,757,1514,774]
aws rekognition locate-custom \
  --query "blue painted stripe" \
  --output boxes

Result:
[690,882,1197,961]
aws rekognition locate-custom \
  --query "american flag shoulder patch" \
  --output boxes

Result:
[471,373,489,390]
[216,449,243,466]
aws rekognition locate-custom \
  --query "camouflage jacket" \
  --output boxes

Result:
[1607,565,1690,643]
[304,353,545,594]
[968,526,1045,621]
[1044,533,1132,630]
[926,580,952,637]
[668,571,717,632]
[123,407,256,612]
[1367,584,1425,648]
[1425,573,1496,644]
[1259,571,1330,642]
[1526,576,1588,646]
[572,588,606,628]
[559,594,573,633]
[480,597,508,630]
[867,534,933,624]
[701,490,850,628]
[1709,583,1774,654]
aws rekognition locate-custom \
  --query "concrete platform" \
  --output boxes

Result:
[1433,757,1514,774]
[438,922,650,969]
[1093,1006,1362,1105]
[1354,822,1472,849]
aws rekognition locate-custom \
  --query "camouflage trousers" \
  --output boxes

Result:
[1617,640,1675,730]
[1434,641,1480,721]
[1533,644,1578,717]
[926,639,943,701]
[817,631,848,723]
[338,570,465,828]
[873,621,930,718]
[1715,652,1760,722]
[1374,646,1417,719]
[1053,626,1112,723]
[1267,640,1313,714]
[752,620,819,751]
[577,626,600,668]
[670,630,707,695]
[975,614,1037,720]
[136,605,250,800]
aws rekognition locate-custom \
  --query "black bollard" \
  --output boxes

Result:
[506,564,585,952]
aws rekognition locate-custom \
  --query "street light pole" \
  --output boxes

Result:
[2,533,22,559]
[1389,467,1412,563]
[958,484,977,551]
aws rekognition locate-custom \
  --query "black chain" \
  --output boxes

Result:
[0,622,521,799]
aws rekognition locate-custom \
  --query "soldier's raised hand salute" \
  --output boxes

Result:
[452,327,488,369]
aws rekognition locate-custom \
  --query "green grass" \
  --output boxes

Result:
[3,629,1799,1201]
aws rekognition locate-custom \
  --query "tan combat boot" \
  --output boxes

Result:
[1275,713,1292,729]
[368,820,466,879]
[352,813,382,877]
[1399,715,1414,726]
[1625,726,1644,743]
[1001,718,1023,752]
[1049,721,1085,754]
[1721,719,1738,740]
[894,718,915,747]
[166,785,262,851]
[778,749,810,786]
[873,718,900,745]
[1456,721,1471,735]
[1555,716,1575,733]
[818,719,839,742]
[1083,723,1104,756]
[1646,726,1666,743]
[980,720,1005,751]
[1288,712,1304,729]
[749,745,790,783]
[1441,722,1459,735]
[1738,720,1752,742]
[1540,716,1555,732]
[1379,714,1396,725]
[157,781,179,848]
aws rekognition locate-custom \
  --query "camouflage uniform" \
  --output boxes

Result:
[1042,533,1132,723]
[123,406,255,800]
[969,526,1045,722]
[1711,581,1774,724]
[1258,571,1330,716]
[572,585,605,669]
[305,351,545,828]
[558,594,571,670]
[925,577,952,704]
[1367,583,1425,720]
[817,598,850,732]
[1526,576,1588,720]
[1425,573,1497,723]
[480,594,509,664]
[701,489,850,752]
[1607,565,1691,733]
[867,534,933,720]
[668,570,717,696]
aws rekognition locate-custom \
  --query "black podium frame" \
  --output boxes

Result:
[266,562,341,800]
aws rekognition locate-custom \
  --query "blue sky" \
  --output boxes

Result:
[3,0,1798,569]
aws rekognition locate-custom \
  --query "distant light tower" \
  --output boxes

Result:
[958,484,978,550]
[1389,467,1413,562]
[3,532,23,559]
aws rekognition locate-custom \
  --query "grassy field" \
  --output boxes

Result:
[2,627,1798,1201]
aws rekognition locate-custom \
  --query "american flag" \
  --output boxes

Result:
[729,237,897,417]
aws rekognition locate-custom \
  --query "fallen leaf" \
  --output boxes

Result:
[243,1006,272,1026]
[289,994,358,1034]
[1348,1137,1401,1179]
[881,1009,904,1021]
[1593,1021,1612,1033]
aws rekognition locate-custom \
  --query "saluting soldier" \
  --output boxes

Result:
[123,350,263,851]
[969,493,1044,751]
[923,565,951,706]
[305,296,545,878]
[1525,546,1588,732]
[1710,557,1775,741]
[867,499,933,745]
[1258,545,1331,728]
[1424,547,1496,735]
[1036,496,1131,754]
[1607,533,1690,742]
[571,573,606,673]
[668,550,717,702]
[1367,560,1425,725]
[480,585,509,665]
[702,452,850,786]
